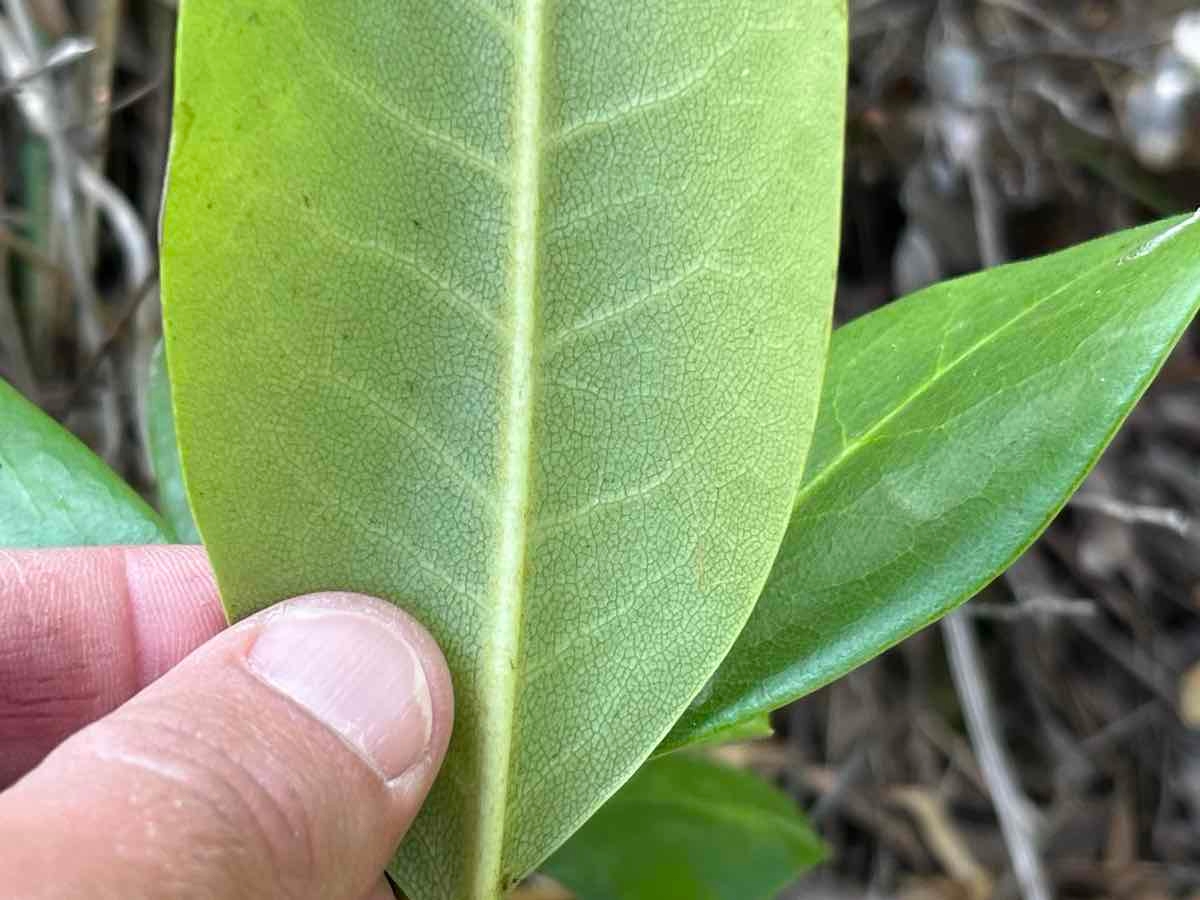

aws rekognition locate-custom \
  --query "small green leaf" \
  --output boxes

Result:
[0,378,170,547]
[147,342,201,544]
[543,754,823,900]
[161,3,845,896]
[668,213,1200,749]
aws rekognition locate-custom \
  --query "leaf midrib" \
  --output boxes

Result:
[475,1,547,897]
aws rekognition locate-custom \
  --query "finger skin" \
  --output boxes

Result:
[0,546,224,785]
[0,591,454,900]
[365,879,399,900]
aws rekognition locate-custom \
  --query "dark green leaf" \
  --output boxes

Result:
[543,754,823,900]
[0,378,170,547]
[668,212,1200,749]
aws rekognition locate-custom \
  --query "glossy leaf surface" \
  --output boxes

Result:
[543,754,822,900]
[661,711,772,752]
[147,342,200,544]
[668,213,1200,749]
[161,3,845,896]
[0,378,169,546]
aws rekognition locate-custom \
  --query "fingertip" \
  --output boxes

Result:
[123,545,225,683]
[238,592,455,793]
[0,545,225,785]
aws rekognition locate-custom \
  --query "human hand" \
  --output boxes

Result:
[0,546,453,900]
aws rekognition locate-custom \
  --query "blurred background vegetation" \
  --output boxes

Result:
[1,1,1198,898]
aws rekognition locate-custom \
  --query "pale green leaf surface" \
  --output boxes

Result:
[667,213,1200,750]
[147,341,201,544]
[0,378,170,547]
[161,2,844,897]
[542,754,823,900]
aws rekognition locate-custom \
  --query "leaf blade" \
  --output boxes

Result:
[542,754,823,900]
[0,378,170,547]
[161,2,845,896]
[147,342,201,544]
[668,214,1200,750]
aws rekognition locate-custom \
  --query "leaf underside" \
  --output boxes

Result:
[543,754,823,900]
[161,2,845,896]
[0,378,170,547]
[667,213,1200,750]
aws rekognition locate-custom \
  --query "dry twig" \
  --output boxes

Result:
[943,611,1053,900]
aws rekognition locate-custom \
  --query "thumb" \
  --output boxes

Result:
[0,591,454,900]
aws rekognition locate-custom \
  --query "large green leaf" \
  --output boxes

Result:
[147,342,201,544]
[542,754,823,900]
[0,378,170,546]
[160,3,845,897]
[667,212,1200,750]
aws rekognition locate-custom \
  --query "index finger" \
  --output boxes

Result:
[0,546,224,786]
